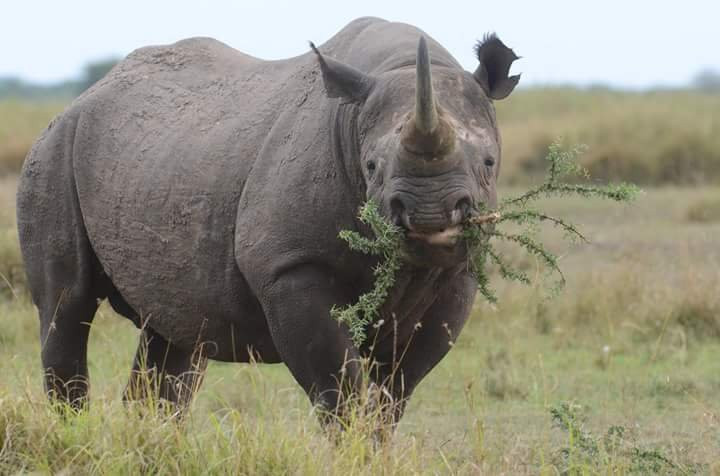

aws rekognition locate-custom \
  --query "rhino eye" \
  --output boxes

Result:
[484,157,496,167]
[367,160,377,175]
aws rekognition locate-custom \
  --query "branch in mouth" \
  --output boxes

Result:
[466,212,501,225]
[407,226,462,246]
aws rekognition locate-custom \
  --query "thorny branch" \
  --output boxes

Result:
[333,140,639,345]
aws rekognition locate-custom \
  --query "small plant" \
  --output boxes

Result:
[330,203,405,346]
[550,401,599,463]
[548,401,688,474]
[333,141,640,345]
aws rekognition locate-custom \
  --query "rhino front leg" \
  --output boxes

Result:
[260,265,363,423]
[377,272,476,425]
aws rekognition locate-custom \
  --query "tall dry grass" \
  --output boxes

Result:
[0,182,718,473]
[497,88,720,185]
[0,101,64,175]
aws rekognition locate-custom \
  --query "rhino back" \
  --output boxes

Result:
[70,37,315,352]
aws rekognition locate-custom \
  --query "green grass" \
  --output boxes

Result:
[1,175,719,473]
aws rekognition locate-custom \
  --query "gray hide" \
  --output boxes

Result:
[17,17,519,419]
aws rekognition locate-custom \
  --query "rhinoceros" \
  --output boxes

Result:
[17,17,519,424]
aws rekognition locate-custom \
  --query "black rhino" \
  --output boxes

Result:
[17,17,519,425]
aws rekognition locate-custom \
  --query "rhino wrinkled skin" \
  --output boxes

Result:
[17,17,519,424]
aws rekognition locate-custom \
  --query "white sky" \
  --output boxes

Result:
[2,0,718,88]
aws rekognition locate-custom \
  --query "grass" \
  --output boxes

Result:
[496,88,720,185]
[0,100,64,176]
[686,196,720,223]
[0,171,719,473]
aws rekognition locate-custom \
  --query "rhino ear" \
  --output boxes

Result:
[473,34,521,100]
[309,42,375,104]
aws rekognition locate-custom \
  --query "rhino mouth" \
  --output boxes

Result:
[400,211,498,251]
[401,224,468,268]
[395,207,466,248]
[406,226,462,247]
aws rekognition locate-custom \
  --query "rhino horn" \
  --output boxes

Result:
[415,36,438,134]
[402,37,455,158]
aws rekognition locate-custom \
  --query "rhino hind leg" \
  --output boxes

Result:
[22,197,108,411]
[123,327,207,412]
[39,291,100,411]
[30,229,108,410]
[17,112,112,410]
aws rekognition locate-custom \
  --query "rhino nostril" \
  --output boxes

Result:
[390,197,408,229]
[454,197,472,221]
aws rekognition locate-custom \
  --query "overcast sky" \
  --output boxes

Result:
[2,0,718,89]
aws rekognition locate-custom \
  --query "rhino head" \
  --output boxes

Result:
[312,34,519,267]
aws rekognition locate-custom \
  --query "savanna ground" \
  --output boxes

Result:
[0,90,719,474]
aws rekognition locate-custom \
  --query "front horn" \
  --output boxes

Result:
[415,36,438,134]
[402,37,455,158]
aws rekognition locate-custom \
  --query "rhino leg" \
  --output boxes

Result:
[260,265,363,424]
[31,225,106,410]
[39,291,99,411]
[17,113,109,410]
[123,327,208,411]
[375,273,476,425]
[32,243,104,410]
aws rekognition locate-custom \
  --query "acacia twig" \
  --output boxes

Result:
[333,140,639,345]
